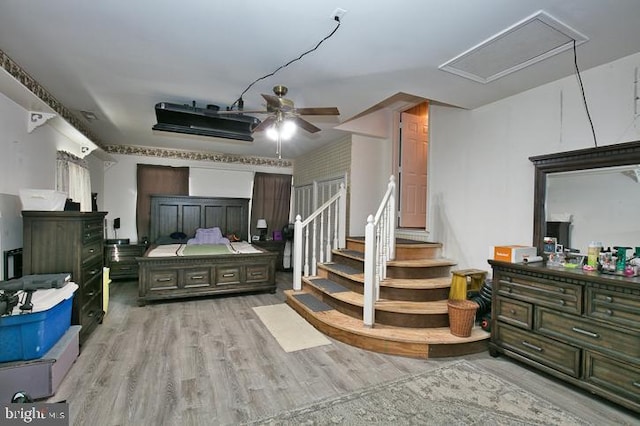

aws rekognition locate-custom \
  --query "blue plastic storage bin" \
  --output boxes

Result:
[0,283,77,362]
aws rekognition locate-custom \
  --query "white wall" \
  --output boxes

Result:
[102,153,292,242]
[349,134,393,235]
[429,52,640,272]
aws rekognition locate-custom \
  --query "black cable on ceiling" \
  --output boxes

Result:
[572,39,598,148]
[229,17,342,111]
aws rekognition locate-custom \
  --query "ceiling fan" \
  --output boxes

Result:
[218,85,340,135]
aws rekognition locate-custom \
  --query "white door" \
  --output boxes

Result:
[399,106,428,228]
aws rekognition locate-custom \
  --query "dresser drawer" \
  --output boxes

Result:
[148,269,179,290]
[80,288,103,328]
[496,296,532,329]
[495,323,581,377]
[184,268,212,289]
[216,266,241,285]
[246,264,269,283]
[81,261,103,286]
[82,220,104,244]
[586,287,640,330]
[82,240,103,264]
[536,307,640,362]
[110,261,139,278]
[584,351,640,404]
[496,273,582,315]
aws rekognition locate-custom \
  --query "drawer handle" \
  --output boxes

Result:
[605,309,613,316]
[603,296,613,303]
[156,277,173,282]
[89,248,96,253]
[250,272,263,276]
[571,327,599,338]
[558,300,565,306]
[633,381,640,389]
[222,273,235,278]
[87,311,94,318]
[510,309,516,315]
[86,291,95,297]
[190,275,204,280]
[557,288,565,293]
[521,341,543,352]
[89,269,100,275]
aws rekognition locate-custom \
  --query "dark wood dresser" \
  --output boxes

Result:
[489,260,640,413]
[22,211,107,343]
[104,243,147,280]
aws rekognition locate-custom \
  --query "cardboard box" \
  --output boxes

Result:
[493,245,537,263]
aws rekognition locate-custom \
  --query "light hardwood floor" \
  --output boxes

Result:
[49,273,639,425]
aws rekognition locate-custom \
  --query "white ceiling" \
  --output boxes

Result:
[1,0,639,160]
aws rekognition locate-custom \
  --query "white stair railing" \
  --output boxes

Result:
[363,176,396,327]
[293,183,347,290]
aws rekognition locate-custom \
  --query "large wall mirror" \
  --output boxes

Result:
[530,140,640,255]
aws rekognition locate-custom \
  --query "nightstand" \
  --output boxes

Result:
[253,240,286,271]
[104,243,147,280]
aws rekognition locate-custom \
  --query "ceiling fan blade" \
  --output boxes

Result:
[292,116,321,133]
[295,107,340,116]
[252,115,276,133]
[261,93,283,109]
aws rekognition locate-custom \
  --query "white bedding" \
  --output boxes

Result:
[146,241,262,257]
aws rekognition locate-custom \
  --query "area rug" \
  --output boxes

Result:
[245,360,590,425]
[252,304,332,352]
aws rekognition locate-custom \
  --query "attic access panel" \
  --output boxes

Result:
[439,11,588,84]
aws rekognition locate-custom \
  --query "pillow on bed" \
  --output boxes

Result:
[170,231,187,240]
[187,227,230,245]
[156,234,190,245]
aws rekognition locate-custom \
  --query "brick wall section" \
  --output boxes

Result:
[293,136,351,187]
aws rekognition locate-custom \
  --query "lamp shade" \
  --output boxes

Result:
[256,219,267,229]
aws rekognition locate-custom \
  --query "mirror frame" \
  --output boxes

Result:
[529,140,640,254]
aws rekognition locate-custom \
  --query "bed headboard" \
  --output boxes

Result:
[149,195,249,244]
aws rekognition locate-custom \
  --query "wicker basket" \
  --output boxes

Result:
[447,299,479,337]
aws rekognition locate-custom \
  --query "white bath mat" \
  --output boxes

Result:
[252,304,332,352]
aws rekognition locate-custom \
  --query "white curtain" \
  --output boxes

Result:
[56,151,92,212]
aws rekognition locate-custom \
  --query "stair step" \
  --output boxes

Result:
[319,262,363,279]
[345,237,443,260]
[387,258,457,268]
[292,293,333,312]
[307,278,349,294]
[285,289,489,359]
[303,277,450,328]
[382,277,451,290]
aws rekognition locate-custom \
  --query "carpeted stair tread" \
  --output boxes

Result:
[292,293,333,312]
[307,278,349,294]
[319,262,362,276]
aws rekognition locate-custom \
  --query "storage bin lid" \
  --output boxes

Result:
[7,282,78,315]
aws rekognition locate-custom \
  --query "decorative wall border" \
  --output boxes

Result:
[1,48,293,168]
[0,48,104,148]
[103,144,293,168]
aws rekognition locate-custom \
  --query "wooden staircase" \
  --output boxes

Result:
[284,237,490,359]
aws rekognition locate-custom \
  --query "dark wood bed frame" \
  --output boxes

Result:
[137,195,277,305]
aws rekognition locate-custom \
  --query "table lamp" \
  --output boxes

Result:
[257,219,268,241]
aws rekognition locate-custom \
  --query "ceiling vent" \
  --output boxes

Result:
[439,11,588,84]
